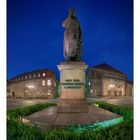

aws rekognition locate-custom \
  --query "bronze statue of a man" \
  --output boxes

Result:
[62,7,82,62]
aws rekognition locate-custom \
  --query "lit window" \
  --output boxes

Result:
[25,76,27,79]
[38,73,40,77]
[108,80,115,89]
[47,79,51,86]
[48,89,51,92]
[108,84,115,88]
[90,89,93,93]
[43,73,46,77]
[42,80,45,86]
[34,74,36,78]
[89,82,91,86]
[29,75,32,78]
[47,92,50,95]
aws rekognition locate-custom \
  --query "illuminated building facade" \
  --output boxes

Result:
[87,63,133,97]
[7,69,59,98]
[126,80,133,96]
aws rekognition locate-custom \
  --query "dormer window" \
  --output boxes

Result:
[43,73,46,77]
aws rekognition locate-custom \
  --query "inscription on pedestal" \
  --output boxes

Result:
[61,79,84,89]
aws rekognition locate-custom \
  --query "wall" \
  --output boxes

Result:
[8,77,57,98]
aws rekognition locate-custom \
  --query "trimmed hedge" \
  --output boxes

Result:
[7,102,133,140]
[94,102,133,120]
[7,102,56,120]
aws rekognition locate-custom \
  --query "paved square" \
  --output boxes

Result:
[25,105,120,130]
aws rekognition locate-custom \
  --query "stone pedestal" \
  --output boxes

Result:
[25,62,122,128]
[57,62,89,113]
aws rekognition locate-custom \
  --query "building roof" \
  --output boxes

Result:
[93,63,125,75]
[9,68,56,81]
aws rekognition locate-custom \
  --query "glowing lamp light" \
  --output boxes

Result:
[94,103,99,107]
[109,84,115,88]
[27,85,35,89]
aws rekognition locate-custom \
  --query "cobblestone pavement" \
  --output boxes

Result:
[7,96,133,110]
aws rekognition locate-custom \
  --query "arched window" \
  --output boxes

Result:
[47,79,51,86]
[42,80,45,86]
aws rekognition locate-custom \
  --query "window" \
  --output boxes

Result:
[108,79,115,89]
[38,73,40,77]
[90,89,93,93]
[29,75,32,79]
[42,80,45,86]
[33,74,36,78]
[47,79,51,86]
[25,76,27,79]
[43,73,46,77]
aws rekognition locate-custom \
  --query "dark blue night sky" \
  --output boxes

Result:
[7,0,133,80]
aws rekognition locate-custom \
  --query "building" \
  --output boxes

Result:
[7,68,59,98]
[86,63,133,97]
[126,80,133,96]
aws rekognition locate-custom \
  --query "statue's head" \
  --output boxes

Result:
[69,7,75,17]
